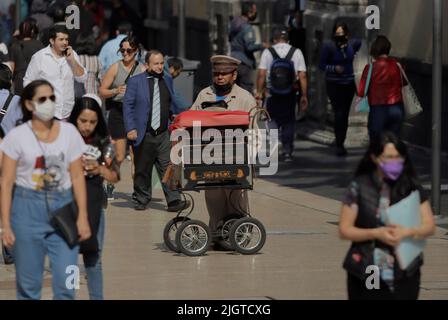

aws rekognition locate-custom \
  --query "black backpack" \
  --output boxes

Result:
[268,47,296,95]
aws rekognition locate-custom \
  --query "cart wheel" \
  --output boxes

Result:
[163,217,191,252]
[229,217,266,255]
[175,220,211,256]
[217,214,244,251]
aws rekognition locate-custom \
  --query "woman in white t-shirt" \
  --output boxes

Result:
[0,80,91,300]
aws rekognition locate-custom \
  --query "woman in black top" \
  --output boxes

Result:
[8,18,44,95]
[339,132,435,300]
[70,94,120,300]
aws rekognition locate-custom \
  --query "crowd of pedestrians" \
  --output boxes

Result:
[0,0,434,301]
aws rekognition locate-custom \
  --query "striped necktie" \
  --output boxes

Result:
[151,78,160,130]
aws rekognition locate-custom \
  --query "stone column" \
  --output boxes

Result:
[302,0,370,147]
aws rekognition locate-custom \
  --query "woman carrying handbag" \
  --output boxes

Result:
[0,80,90,300]
[357,36,406,142]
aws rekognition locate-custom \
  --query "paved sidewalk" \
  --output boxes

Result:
[1,161,448,300]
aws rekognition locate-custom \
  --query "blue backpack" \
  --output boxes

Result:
[268,47,296,95]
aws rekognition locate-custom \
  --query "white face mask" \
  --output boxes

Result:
[33,99,56,121]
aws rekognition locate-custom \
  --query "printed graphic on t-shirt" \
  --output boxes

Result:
[32,153,66,191]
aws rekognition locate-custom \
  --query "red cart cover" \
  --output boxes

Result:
[170,110,250,131]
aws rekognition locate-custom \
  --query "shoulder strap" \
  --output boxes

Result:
[124,61,139,84]
[268,47,280,60]
[285,47,296,61]
[364,63,373,96]
[0,93,14,123]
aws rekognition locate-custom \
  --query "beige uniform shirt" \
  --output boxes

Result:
[191,83,257,112]
[189,83,256,233]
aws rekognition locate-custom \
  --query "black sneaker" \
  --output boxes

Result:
[134,201,149,211]
[167,200,191,212]
[131,193,138,203]
[283,153,293,163]
[336,146,348,157]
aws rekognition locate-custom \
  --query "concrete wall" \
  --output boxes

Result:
[377,0,448,65]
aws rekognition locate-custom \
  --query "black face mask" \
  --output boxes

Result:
[248,12,257,22]
[334,35,348,47]
[213,83,233,96]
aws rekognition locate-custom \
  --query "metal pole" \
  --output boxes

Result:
[432,0,443,217]
[15,0,21,30]
[178,0,186,58]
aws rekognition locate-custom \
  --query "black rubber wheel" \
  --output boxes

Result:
[175,219,211,256]
[216,214,244,251]
[229,217,266,255]
[163,217,191,252]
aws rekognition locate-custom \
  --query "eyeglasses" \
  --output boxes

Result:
[120,48,135,54]
[35,95,56,103]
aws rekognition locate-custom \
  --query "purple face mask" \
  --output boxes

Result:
[379,159,404,181]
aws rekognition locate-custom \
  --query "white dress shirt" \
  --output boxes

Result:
[23,45,88,119]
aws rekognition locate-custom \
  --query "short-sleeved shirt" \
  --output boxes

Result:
[1,121,85,191]
[258,43,307,88]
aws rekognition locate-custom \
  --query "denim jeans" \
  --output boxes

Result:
[368,103,404,142]
[83,209,105,300]
[267,120,295,155]
[11,185,79,300]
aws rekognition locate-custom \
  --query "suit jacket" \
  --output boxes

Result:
[123,72,177,146]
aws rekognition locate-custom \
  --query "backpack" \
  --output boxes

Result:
[268,46,296,95]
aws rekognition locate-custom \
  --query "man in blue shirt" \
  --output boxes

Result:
[0,63,22,137]
[98,22,133,76]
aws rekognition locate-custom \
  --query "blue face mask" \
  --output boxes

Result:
[379,159,404,181]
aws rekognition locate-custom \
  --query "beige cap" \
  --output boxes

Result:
[210,55,241,73]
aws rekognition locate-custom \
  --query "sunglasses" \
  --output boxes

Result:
[119,48,136,54]
[35,95,56,103]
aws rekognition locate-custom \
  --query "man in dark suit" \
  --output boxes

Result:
[123,49,189,211]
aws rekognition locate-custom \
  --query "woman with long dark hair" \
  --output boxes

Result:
[7,18,43,95]
[99,35,145,200]
[319,22,362,156]
[1,80,90,299]
[70,94,120,300]
[339,132,435,300]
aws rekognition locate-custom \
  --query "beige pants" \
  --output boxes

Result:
[204,189,249,233]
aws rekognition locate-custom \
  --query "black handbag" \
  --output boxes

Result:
[49,201,79,249]
[27,123,80,248]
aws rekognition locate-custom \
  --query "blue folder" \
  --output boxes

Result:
[385,191,426,270]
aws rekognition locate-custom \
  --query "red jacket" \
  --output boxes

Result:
[358,57,405,106]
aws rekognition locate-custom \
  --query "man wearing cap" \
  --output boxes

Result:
[256,27,308,162]
[192,55,256,111]
[191,55,257,250]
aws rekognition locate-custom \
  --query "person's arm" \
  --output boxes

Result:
[98,63,119,99]
[242,26,264,53]
[0,97,22,135]
[67,49,87,81]
[0,154,17,248]
[256,69,267,100]
[357,65,369,97]
[298,71,308,110]
[123,76,138,140]
[392,201,436,241]
[339,203,399,246]
[69,157,91,242]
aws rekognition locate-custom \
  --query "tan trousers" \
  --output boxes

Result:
[204,189,249,233]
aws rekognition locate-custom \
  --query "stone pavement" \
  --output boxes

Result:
[1,159,448,300]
